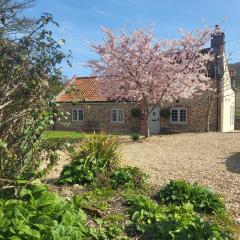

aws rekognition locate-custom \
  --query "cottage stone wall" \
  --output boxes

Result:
[160,95,218,132]
[54,102,141,133]
[55,96,218,134]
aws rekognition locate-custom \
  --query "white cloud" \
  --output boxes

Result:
[93,6,106,15]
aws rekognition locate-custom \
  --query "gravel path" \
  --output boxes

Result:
[46,132,240,217]
[121,132,240,217]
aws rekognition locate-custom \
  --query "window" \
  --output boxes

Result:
[111,109,124,123]
[170,108,187,124]
[171,109,178,122]
[72,109,84,122]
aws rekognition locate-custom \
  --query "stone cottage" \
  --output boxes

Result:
[55,26,235,134]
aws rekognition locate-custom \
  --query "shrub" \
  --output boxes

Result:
[126,195,231,239]
[111,166,148,189]
[145,203,232,240]
[160,108,171,119]
[131,108,142,118]
[0,184,88,239]
[158,180,225,214]
[126,195,165,232]
[131,133,140,141]
[58,133,120,185]
[0,184,128,240]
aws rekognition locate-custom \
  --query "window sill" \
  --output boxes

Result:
[170,122,187,125]
[110,121,124,124]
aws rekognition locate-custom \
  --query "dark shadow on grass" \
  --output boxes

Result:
[225,152,240,174]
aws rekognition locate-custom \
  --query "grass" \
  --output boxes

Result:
[43,130,89,139]
[43,130,131,141]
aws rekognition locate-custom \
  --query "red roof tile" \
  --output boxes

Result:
[56,76,107,102]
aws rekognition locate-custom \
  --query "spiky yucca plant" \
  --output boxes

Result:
[59,132,120,184]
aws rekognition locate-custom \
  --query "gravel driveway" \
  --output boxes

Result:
[121,132,240,217]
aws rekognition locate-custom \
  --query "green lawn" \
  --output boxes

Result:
[43,131,89,139]
[42,130,128,140]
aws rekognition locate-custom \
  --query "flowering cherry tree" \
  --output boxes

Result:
[88,27,213,137]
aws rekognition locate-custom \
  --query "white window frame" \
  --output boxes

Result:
[170,108,187,124]
[110,108,125,123]
[72,108,84,122]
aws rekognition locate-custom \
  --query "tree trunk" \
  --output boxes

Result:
[205,97,213,132]
[205,115,210,132]
[144,117,150,138]
[141,102,152,138]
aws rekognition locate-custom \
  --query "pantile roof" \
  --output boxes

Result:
[56,76,107,102]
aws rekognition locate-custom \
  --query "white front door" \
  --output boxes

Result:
[147,107,160,134]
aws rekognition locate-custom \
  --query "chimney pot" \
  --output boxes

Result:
[214,25,221,34]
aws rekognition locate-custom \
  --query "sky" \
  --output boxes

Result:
[29,0,240,78]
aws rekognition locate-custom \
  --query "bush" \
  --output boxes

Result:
[158,180,225,214]
[131,133,140,141]
[0,184,87,239]
[126,195,165,232]
[58,133,120,185]
[111,166,148,189]
[0,184,128,240]
[145,204,232,240]
[131,108,142,118]
[126,195,231,239]
[160,108,171,119]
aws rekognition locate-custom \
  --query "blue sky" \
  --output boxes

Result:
[29,0,240,78]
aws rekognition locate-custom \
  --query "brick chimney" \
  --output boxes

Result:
[211,25,225,78]
[211,25,225,50]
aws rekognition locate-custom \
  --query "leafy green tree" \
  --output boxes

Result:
[0,0,70,189]
[0,0,35,34]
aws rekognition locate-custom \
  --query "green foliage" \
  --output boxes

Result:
[58,133,120,185]
[0,184,88,239]
[126,195,232,239]
[111,166,148,189]
[0,2,70,184]
[131,108,142,118]
[160,108,171,119]
[89,219,129,240]
[0,184,129,239]
[73,187,116,211]
[158,180,225,214]
[126,195,165,232]
[145,204,232,240]
[131,133,140,141]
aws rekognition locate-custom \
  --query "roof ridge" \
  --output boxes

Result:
[75,76,97,79]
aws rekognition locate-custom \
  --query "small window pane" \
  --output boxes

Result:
[171,109,178,122]
[73,110,78,121]
[78,110,83,121]
[111,110,117,122]
[180,109,186,122]
[118,110,124,122]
